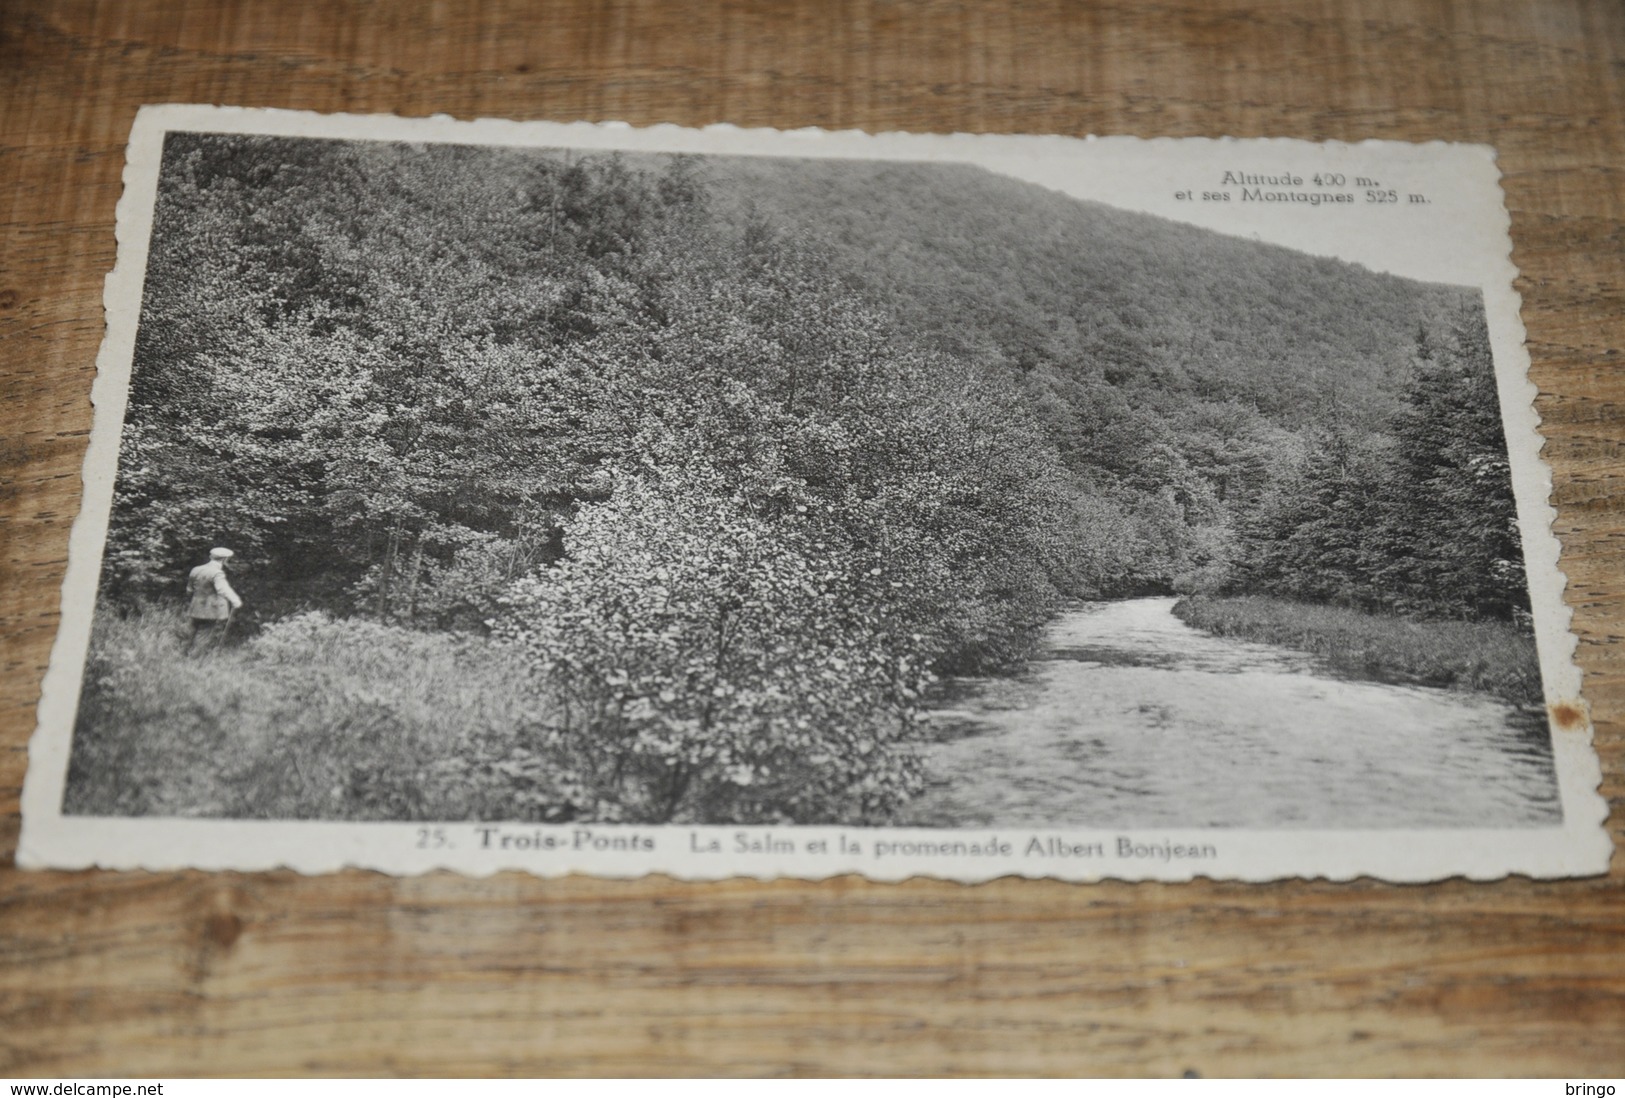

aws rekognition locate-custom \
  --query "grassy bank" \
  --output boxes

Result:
[1171,595,1542,707]
[64,605,928,824]
[64,609,581,821]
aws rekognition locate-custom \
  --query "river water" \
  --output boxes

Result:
[900,597,1561,829]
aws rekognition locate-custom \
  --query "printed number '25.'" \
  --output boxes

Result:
[417,827,451,849]
[1366,189,1399,203]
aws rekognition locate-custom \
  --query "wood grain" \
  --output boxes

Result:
[3,0,1624,1077]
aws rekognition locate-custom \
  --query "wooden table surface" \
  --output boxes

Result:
[4,0,1624,1078]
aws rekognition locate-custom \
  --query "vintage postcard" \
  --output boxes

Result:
[18,105,1612,881]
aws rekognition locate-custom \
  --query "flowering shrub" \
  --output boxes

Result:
[494,465,930,824]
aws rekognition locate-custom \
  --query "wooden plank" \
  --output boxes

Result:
[2,0,1622,1076]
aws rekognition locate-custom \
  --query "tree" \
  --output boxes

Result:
[1229,302,1527,624]
[494,464,929,824]
[1378,306,1526,620]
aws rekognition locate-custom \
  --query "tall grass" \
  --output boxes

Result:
[1172,595,1543,707]
[63,608,587,820]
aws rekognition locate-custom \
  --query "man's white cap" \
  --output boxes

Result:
[209,547,234,560]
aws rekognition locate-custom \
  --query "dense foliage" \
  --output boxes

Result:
[493,466,932,823]
[79,133,1532,823]
[67,610,590,821]
[697,156,1520,610]
[1228,309,1528,622]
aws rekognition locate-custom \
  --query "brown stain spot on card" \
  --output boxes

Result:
[203,911,244,950]
[1550,700,1586,730]
[0,288,18,310]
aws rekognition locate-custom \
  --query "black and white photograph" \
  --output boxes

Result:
[18,109,1609,880]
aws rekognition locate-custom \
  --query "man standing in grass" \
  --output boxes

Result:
[188,547,243,653]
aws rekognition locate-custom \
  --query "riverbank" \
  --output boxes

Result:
[65,606,927,825]
[63,608,565,821]
[1171,595,1541,707]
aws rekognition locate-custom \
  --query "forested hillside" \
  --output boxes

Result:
[704,156,1509,608]
[70,133,1528,824]
[710,157,1464,429]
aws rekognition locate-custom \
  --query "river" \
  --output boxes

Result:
[900,597,1561,829]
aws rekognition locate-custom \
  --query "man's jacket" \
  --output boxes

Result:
[187,561,243,620]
